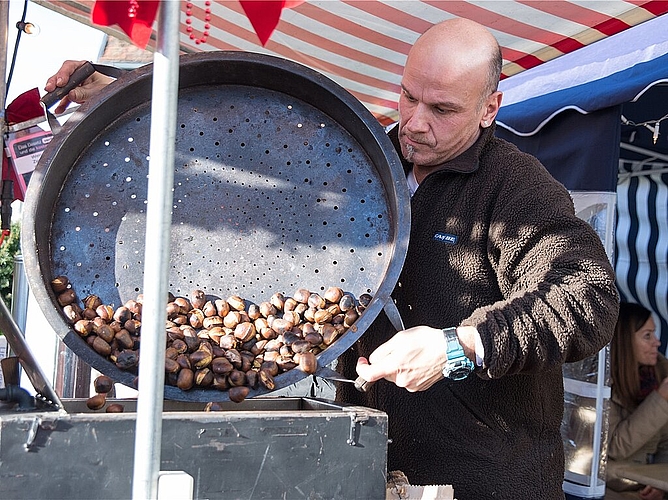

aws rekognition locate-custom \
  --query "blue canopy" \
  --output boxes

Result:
[496,15,668,192]
[497,14,668,137]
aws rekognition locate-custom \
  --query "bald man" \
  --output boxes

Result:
[338,18,618,499]
[44,18,618,499]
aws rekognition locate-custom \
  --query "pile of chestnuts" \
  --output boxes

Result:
[51,275,371,403]
[86,374,124,412]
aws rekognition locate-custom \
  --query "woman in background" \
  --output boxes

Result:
[606,302,668,500]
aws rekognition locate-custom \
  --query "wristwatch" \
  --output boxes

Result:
[442,327,474,381]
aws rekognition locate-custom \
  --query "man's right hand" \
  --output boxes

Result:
[355,326,448,392]
[44,60,115,114]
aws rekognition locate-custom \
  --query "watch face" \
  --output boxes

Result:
[448,367,471,381]
[442,328,474,381]
[443,358,474,381]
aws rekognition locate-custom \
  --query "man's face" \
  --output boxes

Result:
[397,53,491,168]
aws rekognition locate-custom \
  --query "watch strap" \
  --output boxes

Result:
[442,327,474,380]
[443,327,461,353]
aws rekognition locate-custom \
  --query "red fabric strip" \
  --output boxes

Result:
[424,0,584,46]
[627,1,668,16]
[517,0,631,36]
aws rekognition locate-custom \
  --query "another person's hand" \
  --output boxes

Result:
[658,376,668,401]
[44,60,114,114]
[355,326,447,392]
[638,484,665,500]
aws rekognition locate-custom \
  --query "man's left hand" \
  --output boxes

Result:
[355,326,447,392]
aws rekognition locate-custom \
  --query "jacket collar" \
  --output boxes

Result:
[389,123,496,177]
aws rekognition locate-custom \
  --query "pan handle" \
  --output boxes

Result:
[40,61,96,109]
[352,298,405,392]
[383,298,405,332]
[0,297,63,409]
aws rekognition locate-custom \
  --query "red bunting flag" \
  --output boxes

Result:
[90,1,304,49]
[91,1,160,49]
[239,0,304,46]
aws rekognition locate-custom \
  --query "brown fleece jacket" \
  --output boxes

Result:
[337,124,619,500]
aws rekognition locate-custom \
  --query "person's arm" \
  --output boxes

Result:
[44,60,115,114]
[462,161,619,378]
[608,378,668,460]
[357,154,619,389]
[355,325,481,392]
[638,485,665,500]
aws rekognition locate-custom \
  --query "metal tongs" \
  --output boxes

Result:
[39,61,96,135]
[315,299,406,393]
[316,366,373,392]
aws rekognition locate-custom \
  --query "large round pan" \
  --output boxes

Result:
[21,51,410,401]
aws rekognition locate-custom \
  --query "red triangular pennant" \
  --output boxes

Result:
[240,0,304,46]
[91,0,160,49]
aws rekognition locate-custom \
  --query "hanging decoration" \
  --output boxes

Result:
[91,0,160,49]
[184,1,211,45]
[90,0,304,49]
[622,112,668,145]
[239,0,304,46]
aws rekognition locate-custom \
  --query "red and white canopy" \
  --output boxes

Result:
[38,0,668,125]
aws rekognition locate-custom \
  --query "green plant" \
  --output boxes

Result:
[0,222,21,307]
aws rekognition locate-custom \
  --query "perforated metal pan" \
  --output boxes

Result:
[21,51,410,401]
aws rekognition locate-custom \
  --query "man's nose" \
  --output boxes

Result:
[404,103,430,133]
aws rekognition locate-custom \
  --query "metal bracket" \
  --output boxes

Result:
[346,411,369,446]
[23,415,60,451]
[24,416,41,451]
[34,392,62,411]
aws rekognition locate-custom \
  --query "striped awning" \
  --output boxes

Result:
[617,160,668,355]
[36,0,668,126]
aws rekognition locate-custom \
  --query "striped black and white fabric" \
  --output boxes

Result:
[616,159,668,356]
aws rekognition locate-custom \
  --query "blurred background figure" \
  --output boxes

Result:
[606,302,668,500]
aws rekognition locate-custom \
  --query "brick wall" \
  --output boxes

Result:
[99,37,153,69]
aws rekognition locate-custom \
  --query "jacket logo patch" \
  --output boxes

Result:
[434,232,458,245]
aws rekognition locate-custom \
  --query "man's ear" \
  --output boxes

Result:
[480,91,503,128]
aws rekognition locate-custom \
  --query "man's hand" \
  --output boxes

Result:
[44,60,115,114]
[355,326,448,392]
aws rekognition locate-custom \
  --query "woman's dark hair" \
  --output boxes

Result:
[610,302,653,408]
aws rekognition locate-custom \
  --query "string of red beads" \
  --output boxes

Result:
[185,1,211,45]
[127,0,139,18]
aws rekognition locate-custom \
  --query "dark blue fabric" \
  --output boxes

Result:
[495,107,620,192]
[620,84,668,159]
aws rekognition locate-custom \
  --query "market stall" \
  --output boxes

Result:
[3,2,667,499]
[1,2,410,498]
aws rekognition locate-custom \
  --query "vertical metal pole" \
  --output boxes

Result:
[1,2,10,383]
[10,256,28,332]
[0,0,8,114]
[131,1,180,499]
[8,255,27,379]
[589,346,609,490]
